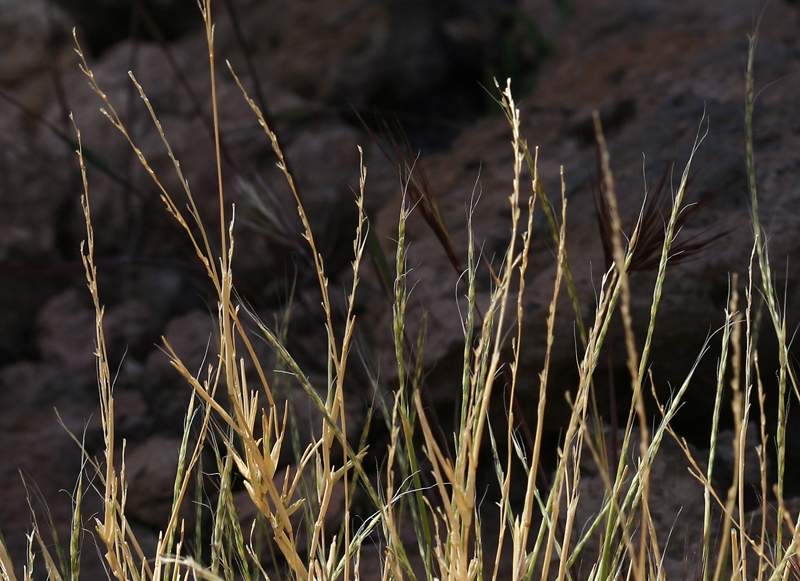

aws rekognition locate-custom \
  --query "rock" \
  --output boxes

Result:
[51,0,202,55]
[36,287,158,383]
[0,361,106,581]
[124,435,190,529]
[140,310,217,429]
[364,0,800,460]
[214,0,546,122]
[0,0,80,366]
[0,0,74,87]
[36,287,96,380]
[0,0,77,263]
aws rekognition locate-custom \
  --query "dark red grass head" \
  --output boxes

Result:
[592,153,738,274]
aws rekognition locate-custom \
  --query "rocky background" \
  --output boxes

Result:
[1,0,799,579]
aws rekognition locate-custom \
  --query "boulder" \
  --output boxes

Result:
[363,0,800,465]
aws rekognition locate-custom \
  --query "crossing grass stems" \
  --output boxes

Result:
[0,4,798,581]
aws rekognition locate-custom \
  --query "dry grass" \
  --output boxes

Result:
[0,4,798,581]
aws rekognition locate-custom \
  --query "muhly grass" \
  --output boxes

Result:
[0,3,798,581]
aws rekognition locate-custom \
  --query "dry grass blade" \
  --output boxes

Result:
[0,532,16,581]
[510,169,562,581]
[74,113,153,581]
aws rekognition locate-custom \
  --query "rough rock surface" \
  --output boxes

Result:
[366,0,800,472]
[0,0,798,578]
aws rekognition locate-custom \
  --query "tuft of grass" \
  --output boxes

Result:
[0,5,797,581]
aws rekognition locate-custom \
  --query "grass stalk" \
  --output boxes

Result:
[4,9,798,581]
